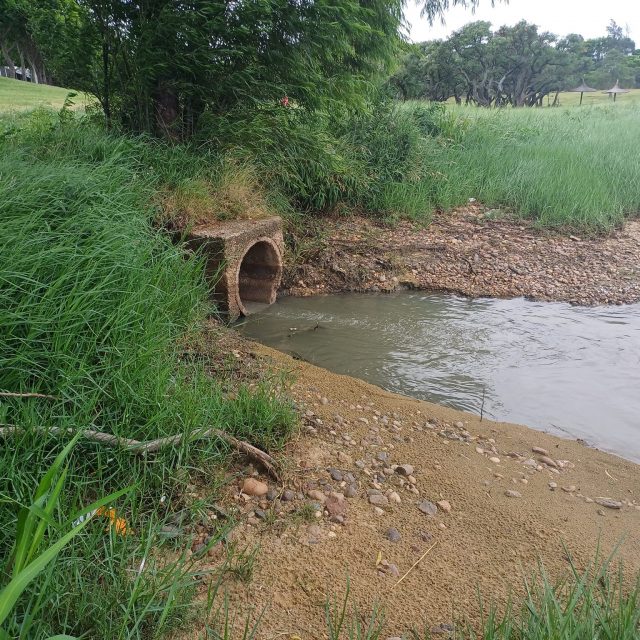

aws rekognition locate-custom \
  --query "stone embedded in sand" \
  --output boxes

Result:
[595,497,622,509]
[418,500,438,516]
[504,490,522,498]
[328,468,343,482]
[369,494,389,507]
[325,495,347,518]
[437,500,452,513]
[281,489,295,502]
[388,491,402,504]
[395,464,414,476]
[538,455,558,468]
[548,482,558,491]
[386,528,402,543]
[307,489,327,504]
[345,485,358,498]
[532,446,549,456]
[475,447,485,454]
[489,456,501,464]
[562,485,576,493]
[522,458,537,468]
[242,478,268,497]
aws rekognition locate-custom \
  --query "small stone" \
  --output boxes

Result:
[532,446,549,456]
[386,563,400,577]
[327,530,337,538]
[337,451,353,464]
[388,491,402,504]
[395,464,414,476]
[266,488,278,501]
[522,458,537,468]
[386,528,402,543]
[307,489,326,504]
[254,509,267,520]
[595,498,623,510]
[597,509,606,516]
[548,482,557,491]
[325,495,347,518]
[489,456,501,464]
[455,421,464,429]
[321,397,329,405]
[562,485,576,493]
[345,485,358,498]
[436,500,452,513]
[504,490,522,498]
[242,478,268,497]
[328,468,343,482]
[475,447,484,454]
[538,456,558,468]
[281,489,295,502]
[369,494,389,507]
[373,506,384,516]
[418,500,437,516]
[584,497,594,503]
[377,452,390,463]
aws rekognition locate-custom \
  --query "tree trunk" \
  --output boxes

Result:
[0,39,16,78]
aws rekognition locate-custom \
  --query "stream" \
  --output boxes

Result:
[239,292,640,462]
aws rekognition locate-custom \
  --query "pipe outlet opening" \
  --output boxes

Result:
[237,239,282,315]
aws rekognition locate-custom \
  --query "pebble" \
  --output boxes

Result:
[345,485,358,498]
[562,485,576,493]
[321,396,328,405]
[266,488,278,501]
[532,446,549,455]
[373,506,385,516]
[328,468,343,482]
[325,495,347,518]
[395,464,415,476]
[377,452,390,463]
[538,456,559,468]
[437,500,452,513]
[504,490,522,498]
[522,458,538,468]
[337,451,353,464]
[281,489,295,502]
[307,489,326,504]
[386,528,402,543]
[595,497,622,510]
[475,447,484,454]
[369,494,389,507]
[242,478,268,497]
[388,491,402,504]
[455,421,464,429]
[489,456,501,464]
[418,500,438,516]
[548,482,557,491]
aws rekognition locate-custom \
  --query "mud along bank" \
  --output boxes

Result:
[182,330,640,639]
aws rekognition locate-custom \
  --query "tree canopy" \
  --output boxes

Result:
[390,19,640,106]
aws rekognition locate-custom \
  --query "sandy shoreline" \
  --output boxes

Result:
[283,208,640,306]
[182,329,640,639]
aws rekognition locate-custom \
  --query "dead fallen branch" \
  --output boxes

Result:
[0,424,280,480]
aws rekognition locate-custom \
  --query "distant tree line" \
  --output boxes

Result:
[390,20,640,106]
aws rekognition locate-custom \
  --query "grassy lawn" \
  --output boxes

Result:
[0,76,89,113]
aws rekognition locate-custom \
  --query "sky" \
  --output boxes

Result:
[405,0,640,42]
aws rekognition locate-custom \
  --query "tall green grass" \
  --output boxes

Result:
[405,101,640,230]
[0,110,295,638]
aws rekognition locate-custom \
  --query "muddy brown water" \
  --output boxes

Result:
[239,292,640,462]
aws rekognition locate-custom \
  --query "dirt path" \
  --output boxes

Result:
[183,335,640,640]
[284,208,640,306]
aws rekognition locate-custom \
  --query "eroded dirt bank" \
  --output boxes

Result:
[183,331,640,639]
[284,208,640,306]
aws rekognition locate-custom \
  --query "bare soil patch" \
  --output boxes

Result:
[284,208,640,306]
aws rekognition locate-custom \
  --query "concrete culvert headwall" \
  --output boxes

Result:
[183,217,284,319]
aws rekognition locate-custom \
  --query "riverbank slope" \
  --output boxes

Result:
[184,329,640,638]
[285,207,640,305]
